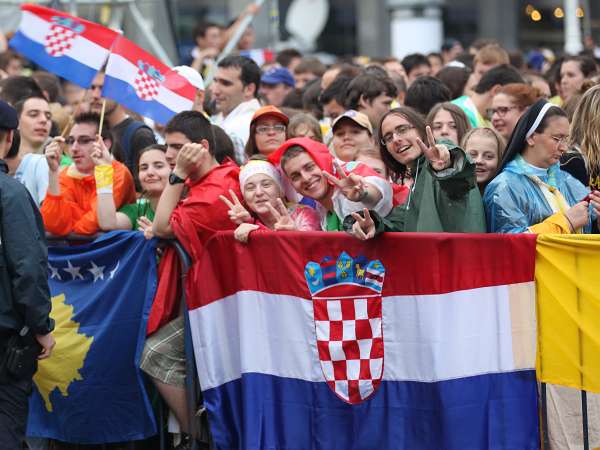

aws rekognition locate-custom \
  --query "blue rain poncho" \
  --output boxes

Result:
[484,155,592,233]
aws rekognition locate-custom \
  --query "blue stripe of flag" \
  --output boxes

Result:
[102,75,176,125]
[203,371,540,450]
[10,31,98,87]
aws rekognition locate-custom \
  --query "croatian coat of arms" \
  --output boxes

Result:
[305,252,385,404]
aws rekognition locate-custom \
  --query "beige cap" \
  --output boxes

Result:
[331,110,373,135]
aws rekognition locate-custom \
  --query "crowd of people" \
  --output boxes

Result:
[2,15,600,449]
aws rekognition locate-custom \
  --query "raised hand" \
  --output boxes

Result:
[174,142,208,179]
[234,223,260,243]
[91,134,113,166]
[323,161,367,202]
[219,189,252,224]
[416,126,451,171]
[44,136,65,173]
[267,198,296,231]
[245,2,261,16]
[349,208,375,241]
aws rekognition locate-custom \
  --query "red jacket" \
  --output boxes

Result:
[147,160,241,335]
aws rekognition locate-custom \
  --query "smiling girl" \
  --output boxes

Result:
[95,144,170,238]
[461,127,505,189]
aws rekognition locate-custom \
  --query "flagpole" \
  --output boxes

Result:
[98,99,107,136]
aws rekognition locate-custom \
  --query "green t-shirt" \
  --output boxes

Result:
[118,199,155,230]
[60,154,73,166]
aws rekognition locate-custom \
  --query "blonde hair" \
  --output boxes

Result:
[461,127,507,160]
[474,44,509,67]
[570,83,600,174]
[286,113,323,142]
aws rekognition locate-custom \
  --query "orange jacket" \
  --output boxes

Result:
[41,161,136,236]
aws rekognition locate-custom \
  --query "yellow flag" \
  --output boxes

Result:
[536,234,600,392]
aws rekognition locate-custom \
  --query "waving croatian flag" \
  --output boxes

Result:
[102,36,197,124]
[10,4,119,87]
[189,232,540,450]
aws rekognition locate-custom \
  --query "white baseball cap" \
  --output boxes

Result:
[171,65,205,91]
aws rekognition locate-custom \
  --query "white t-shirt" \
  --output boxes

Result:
[14,153,49,206]
[212,98,261,164]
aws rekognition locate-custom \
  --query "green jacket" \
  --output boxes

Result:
[345,145,486,233]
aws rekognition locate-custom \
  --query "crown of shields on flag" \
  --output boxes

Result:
[134,61,163,101]
[44,23,77,57]
[305,252,386,404]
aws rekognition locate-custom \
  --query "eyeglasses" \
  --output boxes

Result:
[380,125,415,145]
[486,106,520,120]
[256,124,286,135]
[548,135,570,146]
[65,135,96,146]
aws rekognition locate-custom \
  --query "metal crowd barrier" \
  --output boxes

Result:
[44,233,594,450]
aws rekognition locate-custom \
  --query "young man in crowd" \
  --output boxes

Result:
[269,137,393,231]
[0,50,23,78]
[0,99,54,450]
[189,21,222,72]
[145,111,240,443]
[452,64,523,128]
[14,95,51,157]
[3,95,52,206]
[293,57,326,90]
[276,48,303,72]
[344,74,397,130]
[472,44,510,85]
[401,53,432,85]
[210,55,261,163]
[259,67,295,107]
[41,112,136,235]
[320,76,352,122]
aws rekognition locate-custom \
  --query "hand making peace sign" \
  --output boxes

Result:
[350,208,376,241]
[266,198,296,231]
[219,189,252,225]
[415,126,451,171]
[323,161,368,202]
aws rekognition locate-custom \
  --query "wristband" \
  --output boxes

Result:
[95,164,114,194]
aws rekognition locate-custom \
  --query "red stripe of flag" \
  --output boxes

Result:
[110,36,196,100]
[191,232,537,309]
[22,4,119,49]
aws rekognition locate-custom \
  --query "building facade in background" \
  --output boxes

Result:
[170,0,600,61]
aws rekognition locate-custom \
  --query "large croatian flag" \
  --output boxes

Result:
[189,232,540,450]
[103,36,196,124]
[10,4,119,87]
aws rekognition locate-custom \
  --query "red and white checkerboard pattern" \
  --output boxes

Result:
[313,295,383,404]
[133,68,160,101]
[44,25,76,57]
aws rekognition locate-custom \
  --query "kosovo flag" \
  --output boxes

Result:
[26,232,158,443]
